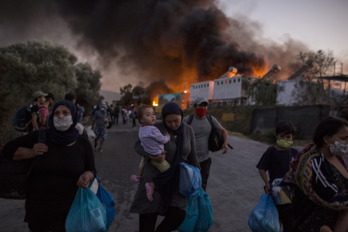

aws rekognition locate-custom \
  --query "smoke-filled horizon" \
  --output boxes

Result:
[0,0,310,93]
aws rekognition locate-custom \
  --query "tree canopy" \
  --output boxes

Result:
[0,41,102,146]
[292,50,336,105]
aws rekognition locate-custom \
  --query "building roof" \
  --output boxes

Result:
[317,75,348,82]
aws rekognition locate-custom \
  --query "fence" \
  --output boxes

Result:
[250,105,331,139]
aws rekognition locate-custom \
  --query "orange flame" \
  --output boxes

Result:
[150,63,271,106]
[152,100,158,107]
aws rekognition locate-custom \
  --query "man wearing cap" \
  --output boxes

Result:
[182,96,229,191]
[29,91,48,132]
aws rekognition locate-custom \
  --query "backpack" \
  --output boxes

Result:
[187,114,224,152]
[13,106,31,132]
[0,129,46,199]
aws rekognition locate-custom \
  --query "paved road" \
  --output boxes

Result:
[0,121,281,232]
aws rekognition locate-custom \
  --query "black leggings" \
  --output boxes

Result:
[139,206,186,232]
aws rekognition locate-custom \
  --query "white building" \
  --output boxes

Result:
[276,79,347,105]
[213,75,257,101]
[276,79,299,105]
[190,81,214,103]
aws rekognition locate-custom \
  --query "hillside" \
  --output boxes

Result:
[100,90,121,104]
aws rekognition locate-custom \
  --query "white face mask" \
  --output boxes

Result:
[54,116,73,131]
[329,141,348,157]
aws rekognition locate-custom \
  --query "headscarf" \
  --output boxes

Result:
[161,102,183,120]
[153,102,184,203]
[48,100,79,145]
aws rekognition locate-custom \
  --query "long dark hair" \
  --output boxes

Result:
[313,116,348,148]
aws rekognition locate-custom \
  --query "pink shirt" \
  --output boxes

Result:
[39,105,49,128]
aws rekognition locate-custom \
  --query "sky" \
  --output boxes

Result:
[219,0,348,69]
[0,0,347,93]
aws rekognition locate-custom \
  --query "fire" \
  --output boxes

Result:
[253,65,269,78]
[152,95,159,107]
[148,63,271,108]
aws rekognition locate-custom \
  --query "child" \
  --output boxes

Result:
[130,104,170,201]
[256,121,298,232]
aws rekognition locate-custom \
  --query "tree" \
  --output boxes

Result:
[296,50,335,78]
[248,79,278,106]
[0,41,102,146]
[293,79,326,105]
[74,63,102,111]
[119,84,133,106]
[292,50,336,105]
[132,82,145,104]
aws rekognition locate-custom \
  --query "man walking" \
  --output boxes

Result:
[92,103,111,152]
[114,102,120,124]
[183,97,229,191]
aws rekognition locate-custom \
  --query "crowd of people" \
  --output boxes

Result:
[3,90,348,232]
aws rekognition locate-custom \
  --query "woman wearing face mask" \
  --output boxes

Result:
[130,102,200,232]
[3,100,96,232]
[283,116,348,232]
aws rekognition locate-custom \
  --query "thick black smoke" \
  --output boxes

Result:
[54,0,266,81]
[0,0,309,92]
[51,0,264,82]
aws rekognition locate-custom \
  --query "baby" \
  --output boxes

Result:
[130,104,170,201]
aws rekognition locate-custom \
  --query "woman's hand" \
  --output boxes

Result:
[77,171,94,188]
[264,183,272,193]
[32,143,48,156]
[13,144,48,160]
[149,152,166,163]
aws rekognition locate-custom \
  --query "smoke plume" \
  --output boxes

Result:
[0,0,310,93]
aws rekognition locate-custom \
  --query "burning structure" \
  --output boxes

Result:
[189,65,281,106]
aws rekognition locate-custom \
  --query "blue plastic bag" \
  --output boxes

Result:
[96,183,116,229]
[179,162,202,196]
[195,188,213,232]
[178,193,199,232]
[248,193,281,232]
[65,187,107,232]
